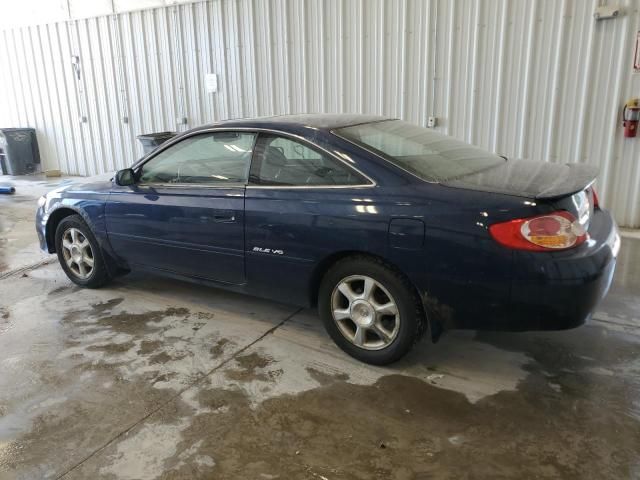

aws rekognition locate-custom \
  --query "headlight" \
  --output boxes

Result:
[37,196,46,208]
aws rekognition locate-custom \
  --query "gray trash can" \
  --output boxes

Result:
[136,131,176,155]
[0,128,41,175]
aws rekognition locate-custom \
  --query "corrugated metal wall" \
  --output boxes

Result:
[0,0,639,226]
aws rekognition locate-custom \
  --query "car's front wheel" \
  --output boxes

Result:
[318,256,425,365]
[55,214,112,288]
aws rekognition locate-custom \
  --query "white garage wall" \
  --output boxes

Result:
[0,0,639,226]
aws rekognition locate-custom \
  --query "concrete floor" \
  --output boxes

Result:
[1,176,639,480]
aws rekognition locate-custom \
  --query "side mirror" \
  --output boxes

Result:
[115,168,136,186]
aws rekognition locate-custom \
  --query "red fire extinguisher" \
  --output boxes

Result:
[623,98,640,138]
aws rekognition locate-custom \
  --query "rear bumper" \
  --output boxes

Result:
[506,208,619,331]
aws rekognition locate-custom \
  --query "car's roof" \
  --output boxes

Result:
[195,114,394,132]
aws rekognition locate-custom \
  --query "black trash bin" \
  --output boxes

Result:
[136,131,177,155]
[0,128,41,175]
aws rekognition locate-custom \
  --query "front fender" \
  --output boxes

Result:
[40,196,125,277]
[40,191,109,253]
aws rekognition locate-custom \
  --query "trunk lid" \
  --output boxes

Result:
[442,159,598,199]
[550,187,595,234]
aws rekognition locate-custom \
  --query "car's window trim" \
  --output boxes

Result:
[133,182,247,190]
[131,127,376,190]
[135,131,258,188]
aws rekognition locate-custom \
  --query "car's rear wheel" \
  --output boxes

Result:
[55,214,111,288]
[318,256,425,365]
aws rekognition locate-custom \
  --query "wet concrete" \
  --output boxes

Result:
[1,177,639,479]
[0,176,81,276]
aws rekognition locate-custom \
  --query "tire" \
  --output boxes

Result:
[54,214,112,288]
[318,255,425,365]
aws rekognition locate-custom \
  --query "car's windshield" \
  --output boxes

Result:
[336,119,505,182]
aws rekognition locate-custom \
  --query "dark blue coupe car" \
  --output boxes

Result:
[36,114,620,364]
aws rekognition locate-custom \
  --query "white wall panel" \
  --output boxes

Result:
[0,0,639,226]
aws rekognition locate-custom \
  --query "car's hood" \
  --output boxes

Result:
[442,159,598,199]
[47,171,115,196]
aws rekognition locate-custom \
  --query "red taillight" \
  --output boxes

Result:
[489,211,587,251]
[528,216,561,236]
[592,188,600,209]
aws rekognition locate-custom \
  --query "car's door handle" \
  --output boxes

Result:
[211,211,236,222]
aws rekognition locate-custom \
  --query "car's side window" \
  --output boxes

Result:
[138,132,256,185]
[249,134,365,186]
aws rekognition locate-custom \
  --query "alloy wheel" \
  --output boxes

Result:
[61,227,95,279]
[330,275,400,350]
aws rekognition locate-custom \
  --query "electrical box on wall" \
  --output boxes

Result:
[205,74,218,93]
[593,5,622,20]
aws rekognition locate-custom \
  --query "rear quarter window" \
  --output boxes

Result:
[336,120,505,182]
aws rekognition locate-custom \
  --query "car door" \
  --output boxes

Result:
[106,130,256,285]
[244,132,380,304]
